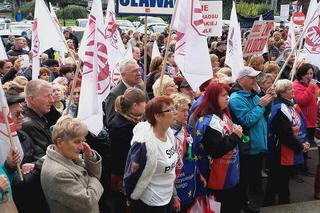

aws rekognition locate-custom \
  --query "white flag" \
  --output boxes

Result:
[172,0,212,91]
[225,1,244,80]
[78,0,110,135]
[285,17,296,49]
[0,82,23,164]
[32,0,68,79]
[0,39,7,60]
[304,0,320,32]
[124,42,134,60]
[152,41,161,59]
[105,0,126,86]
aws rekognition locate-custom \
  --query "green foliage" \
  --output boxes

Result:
[236,2,272,17]
[56,5,88,19]
[20,0,35,17]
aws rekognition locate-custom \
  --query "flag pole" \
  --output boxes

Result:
[272,3,320,86]
[157,0,180,96]
[1,107,23,181]
[143,15,148,92]
[65,58,81,116]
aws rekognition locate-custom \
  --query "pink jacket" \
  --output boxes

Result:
[293,80,318,128]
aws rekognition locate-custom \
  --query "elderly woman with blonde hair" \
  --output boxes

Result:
[152,75,178,97]
[41,116,103,213]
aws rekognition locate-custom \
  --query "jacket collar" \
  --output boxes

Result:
[274,96,294,107]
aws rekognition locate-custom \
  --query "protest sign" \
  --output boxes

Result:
[243,21,273,56]
[116,0,174,15]
[280,4,290,20]
[200,0,222,36]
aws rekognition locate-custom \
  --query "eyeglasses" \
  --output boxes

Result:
[161,108,176,113]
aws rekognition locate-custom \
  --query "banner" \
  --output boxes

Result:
[243,21,274,57]
[200,0,222,37]
[116,0,175,15]
[280,4,290,20]
[304,15,320,68]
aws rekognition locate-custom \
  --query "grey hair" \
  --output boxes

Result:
[256,73,274,85]
[25,79,52,103]
[119,59,137,74]
[283,48,292,59]
[275,79,292,94]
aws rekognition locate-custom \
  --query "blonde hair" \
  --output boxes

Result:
[263,61,280,74]
[114,87,146,114]
[248,56,264,70]
[170,93,190,109]
[52,116,88,144]
[218,67,232,77]
[152,75,175,97]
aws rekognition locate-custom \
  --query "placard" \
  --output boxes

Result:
[200,0,222,36]
[117,0,175,15]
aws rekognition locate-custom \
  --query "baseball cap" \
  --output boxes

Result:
[237,66,261,79]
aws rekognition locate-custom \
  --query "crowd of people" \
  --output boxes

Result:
[0,19,319,213]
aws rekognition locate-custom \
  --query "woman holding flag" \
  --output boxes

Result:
[192,83,242,213]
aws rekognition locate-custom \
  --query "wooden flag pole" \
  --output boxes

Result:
[143,15,148,92]
[157,0,180,96]
[1,107,23,181]
[66,60,81,116]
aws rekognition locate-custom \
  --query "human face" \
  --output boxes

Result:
[218,89,229,110]
[73,87,81,105]
[65,72,74,81]
[176,102,189,125]
[29,86,54,116]
[133,48,141,61]
[67,40,75,50]
[9,103,24,130]
[240,76,257,91]
[122,63,141,86]
[1,62,12,74]
[15,39,24,50]
[302,69,314,84]
[130,101,146,115]
[281,84,294,100]
[56,136,86,160]
[52,87,63,102]
[157,104,177,127]
[163,83,178,96]
[168,55,175,64]
[39,73,49,81]
[261,80,273,92]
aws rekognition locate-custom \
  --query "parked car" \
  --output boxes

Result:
[76,18,88,28]
[136,23,168,35]
[139,16,166,26]
[116,19,135,34]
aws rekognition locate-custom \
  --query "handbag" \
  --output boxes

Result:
[0,193,18,213]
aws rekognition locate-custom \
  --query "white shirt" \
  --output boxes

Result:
[140,134,178,206]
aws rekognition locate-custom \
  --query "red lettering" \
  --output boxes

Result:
[201,4,208,11]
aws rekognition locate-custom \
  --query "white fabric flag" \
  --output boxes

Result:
[304,0,320,32]
[105,0,126,86]
[0,82,24,164]
[78,0,110,135]
[152,41,161,59]
[0,39,7,60]
[285,17,296,49]
[172,0,212,91]
[124,42,134,60]
[225,1,244,80]
[32,0,68,79]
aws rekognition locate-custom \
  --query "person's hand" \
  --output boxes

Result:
[21,163,35,175]
[6,146,21,168]
[14,58,23,72]
[233,125,243,138]
[0,175,9,192]
[82,142,93,159]
[259,94,273,107]
[266,86,276,97]
[302,142,310,153]
[310,79,318,86]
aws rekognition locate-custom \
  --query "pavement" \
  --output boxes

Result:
[260,147,320,213]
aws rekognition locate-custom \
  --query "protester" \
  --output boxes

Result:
[38,67,50,81]
[22,80,54,151]
[45,83,65,128]
[277,48,295,80]
[65,78,81,118]
[211,41,226,60]
[249,56,265,71]
[268,37,280,60]
[256,72,274,119]
[146,56,163,99]
[5,35,15,52]
[109,87,146,213]
[1,58,23,84]
[264,61,280,80]
[129,31,140,47]
[104,59,142,127]
[41,116,103,213]
[152,75,178,97]
[229,66,275,212]
[123,96,178,212]
[265,79,310,206]
[0,60,13,79]
[132,47,144,79]
[7,37,29,57]
[178,79,195,103]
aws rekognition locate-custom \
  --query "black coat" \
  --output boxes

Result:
[109,113,136,175]
[18,130,45,164]
[22,107,53,152]
[44,105,63,128]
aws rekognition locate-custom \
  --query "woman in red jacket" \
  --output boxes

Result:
[293,63,319,176]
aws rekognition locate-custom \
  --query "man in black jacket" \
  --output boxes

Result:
[6,37,29,57]
[22,80,54,152]
[104,59,142,128]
